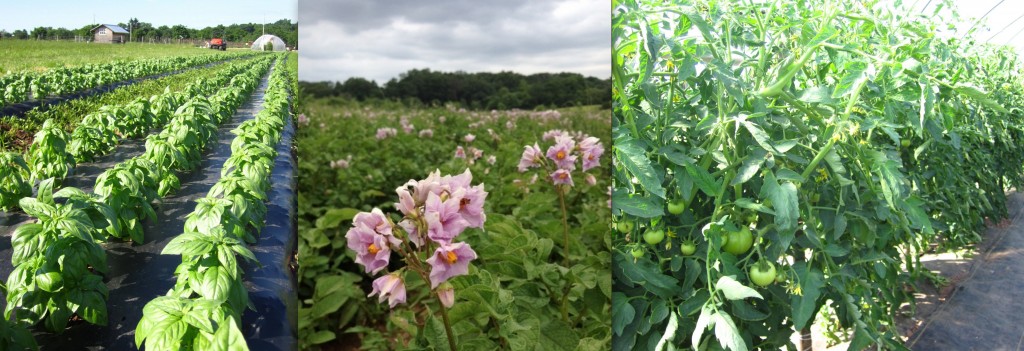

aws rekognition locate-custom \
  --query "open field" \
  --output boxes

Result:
[0,41,227,74]
[0,44,298,349]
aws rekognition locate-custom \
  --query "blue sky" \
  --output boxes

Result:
[0,0,297,31]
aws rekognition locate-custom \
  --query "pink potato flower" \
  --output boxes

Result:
[369,273,407,308]
[454,146,466,159]
[551,169,574,186]
[445,170,487,228]
[578,137,604,171]
[345,209,400,274]
[546,135,577,170]
[425,192,470,244]
[425,242,478,288]
[517,143,543,172]
[464,134,476,143]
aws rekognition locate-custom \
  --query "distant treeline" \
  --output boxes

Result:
[300,69,612,110]
[0,18,298,47]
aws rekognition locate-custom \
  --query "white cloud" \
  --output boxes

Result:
[298,0,609,82]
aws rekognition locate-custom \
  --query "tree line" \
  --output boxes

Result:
[0,18,298,48]
[300,69,612,110]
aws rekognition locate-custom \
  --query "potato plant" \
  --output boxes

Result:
[612,0,1024,350]
[297,99,610,350]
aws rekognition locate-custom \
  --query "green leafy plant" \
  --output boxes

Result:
[5,179,108,332]
[135,296,248,351]
[94,166,157,244]
[0,152,32,211]
[26,119,75,183]
[612,0,1024,350]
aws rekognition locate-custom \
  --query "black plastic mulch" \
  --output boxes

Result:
[0,62,297,350]
[908,191,1024,350]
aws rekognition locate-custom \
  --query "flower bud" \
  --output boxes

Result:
[437,282,455,308]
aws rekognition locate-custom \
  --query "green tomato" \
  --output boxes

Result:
[680,241,697,256]
[750,262,777,287]
[644,229,665,245]
[631,247,644,258]
[616,221,634,234]
[744,212,757,224]
[901,139,911,148]
[775,270,787,283]
[723,227,753,256]
[667,200,686,215]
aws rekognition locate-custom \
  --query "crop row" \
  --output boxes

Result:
[0,60,242,152]
[0,50,266,109]
[0,55,274,349]
[136,53,292,351]
[0,56,273,211]
[612,0,1024,350]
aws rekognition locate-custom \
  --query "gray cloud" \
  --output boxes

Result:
[298,0,609,82]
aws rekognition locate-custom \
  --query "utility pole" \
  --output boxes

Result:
[262,14,266,36]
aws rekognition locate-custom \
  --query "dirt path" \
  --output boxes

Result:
[905,191,1024,350]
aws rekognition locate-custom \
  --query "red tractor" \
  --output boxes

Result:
[209,38,227,50]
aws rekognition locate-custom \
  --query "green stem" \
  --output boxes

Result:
[558,186,571,267]
[800,138,836,182]
[437,294,458,351]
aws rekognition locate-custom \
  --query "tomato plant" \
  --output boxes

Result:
[612,0,1024,350]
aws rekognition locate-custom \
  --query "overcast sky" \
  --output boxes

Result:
[0,0,297,31]
[883,0,1024,56]
[298,0,610,83]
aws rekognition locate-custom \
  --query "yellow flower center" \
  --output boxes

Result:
[368,243,380,254]
[446,251,458,264]
[556,151,566,160]
[558,173,569,179]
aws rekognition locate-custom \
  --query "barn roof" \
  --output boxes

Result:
[91,24,129,34]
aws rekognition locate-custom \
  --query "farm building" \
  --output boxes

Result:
[250,34,287,51]
[91,24,129,43]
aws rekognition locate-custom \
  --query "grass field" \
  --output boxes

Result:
[0,41,224,74]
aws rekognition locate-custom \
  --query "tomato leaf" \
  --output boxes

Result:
[692,306,713,348]
[791,262,825,330]
[616,138,666,198]
[715,276,763,301]
[654,311,678,351]
[612,188,664,218]
[713,312,747,351]
[760,172,799,233]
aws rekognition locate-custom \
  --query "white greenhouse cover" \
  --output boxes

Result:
[250,34,287,51]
